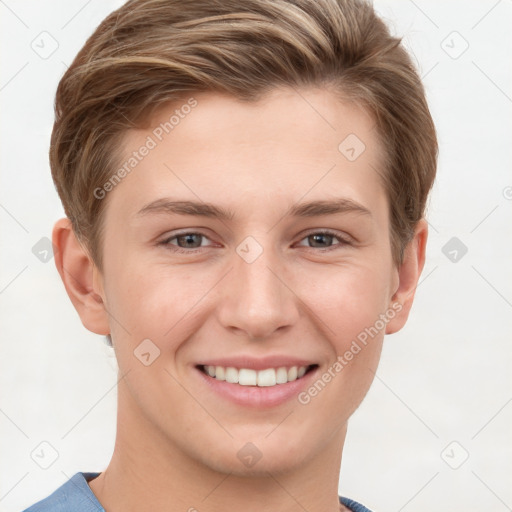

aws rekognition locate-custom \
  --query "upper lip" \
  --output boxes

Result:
[195,355,317,371]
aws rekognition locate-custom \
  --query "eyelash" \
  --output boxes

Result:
[159,230,351,254]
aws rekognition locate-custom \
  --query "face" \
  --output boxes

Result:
[94,87,401,475]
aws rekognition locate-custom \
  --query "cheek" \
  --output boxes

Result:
[297,269,387,427]
[300,260,392,345]
[304,263,391,412]
[104,262,210,353]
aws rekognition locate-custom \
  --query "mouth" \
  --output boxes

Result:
[196,363,318,387]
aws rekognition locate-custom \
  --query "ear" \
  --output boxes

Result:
[52,218,110,335]
[385,219,428,335]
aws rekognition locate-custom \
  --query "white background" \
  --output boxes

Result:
[1,1,511,511]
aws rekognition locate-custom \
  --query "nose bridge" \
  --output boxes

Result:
[218,235,298,339]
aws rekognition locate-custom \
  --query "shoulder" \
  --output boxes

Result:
[22,472,104,512]
[339,496,374,512]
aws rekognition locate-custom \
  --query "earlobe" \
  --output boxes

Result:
[52,218,110,335]
[385,219,428,335]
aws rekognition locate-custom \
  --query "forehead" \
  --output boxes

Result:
[108,87,387,223]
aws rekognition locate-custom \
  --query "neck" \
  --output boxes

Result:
[89,382,347,512]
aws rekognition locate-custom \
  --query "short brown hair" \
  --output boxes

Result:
[50,0,437,269]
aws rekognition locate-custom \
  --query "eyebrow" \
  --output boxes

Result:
[135,197,372,220]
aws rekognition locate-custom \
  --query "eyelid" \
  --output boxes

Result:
[300,228,352,240]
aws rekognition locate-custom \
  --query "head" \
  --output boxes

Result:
[52,0,437,477]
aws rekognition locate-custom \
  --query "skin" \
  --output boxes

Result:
[53,87,427,512]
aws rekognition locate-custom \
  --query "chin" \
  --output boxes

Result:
[205,453,305,478]
[193,435,315,477]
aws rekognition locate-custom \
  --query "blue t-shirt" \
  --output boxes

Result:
[22,472,372,512]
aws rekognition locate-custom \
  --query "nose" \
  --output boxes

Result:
[216,239,300,340]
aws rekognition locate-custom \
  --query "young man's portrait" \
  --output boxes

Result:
[1,1,510,511]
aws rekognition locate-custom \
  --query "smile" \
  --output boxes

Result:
[199,364,316,387]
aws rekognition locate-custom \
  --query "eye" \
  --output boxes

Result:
[159,231,214,253]
[159,229,351,254]
[296,230,350,251]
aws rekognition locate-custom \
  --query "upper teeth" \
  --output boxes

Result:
[204,365,308,387]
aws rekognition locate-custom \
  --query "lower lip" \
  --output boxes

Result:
[195,366,319,408]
